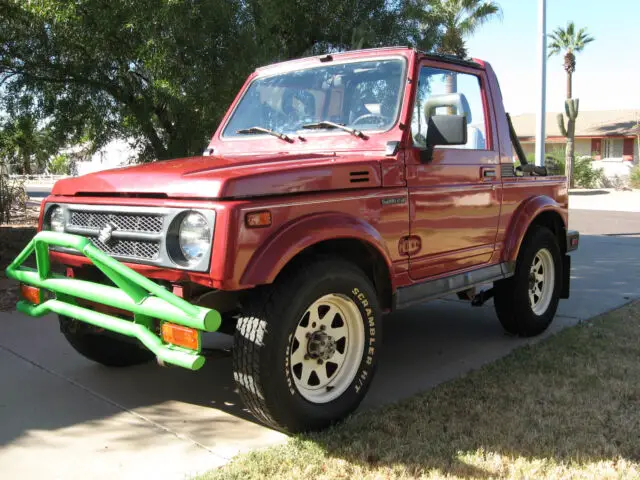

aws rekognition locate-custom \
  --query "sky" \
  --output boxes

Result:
[465,0,640,115]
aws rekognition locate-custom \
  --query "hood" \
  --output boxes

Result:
[52,153,383,199]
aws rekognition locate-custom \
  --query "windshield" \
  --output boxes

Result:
[222,58,405,138]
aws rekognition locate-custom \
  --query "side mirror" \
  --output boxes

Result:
[420,115,468,162]
[426,115,467,146]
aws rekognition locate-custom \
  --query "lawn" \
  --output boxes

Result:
[201,302,640,480]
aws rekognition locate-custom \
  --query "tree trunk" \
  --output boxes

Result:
[22,152,31,175]
[566,72,572,99]
[444,73,457,115]
[565,118,576,188]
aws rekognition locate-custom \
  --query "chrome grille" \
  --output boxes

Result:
[48,203,215,271]
[90,237,160,259]
[69,211,163,233]
[66,209,164,261]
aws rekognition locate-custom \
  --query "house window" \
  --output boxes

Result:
[603,138,624,159]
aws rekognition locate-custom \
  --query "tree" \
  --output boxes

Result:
[0,0,420,163]
[48,153,72,175]
[409,0,501,112]
[548,22,594,188]
[548,22,595,99]
[414,0,502,58]
[0,115,54,175]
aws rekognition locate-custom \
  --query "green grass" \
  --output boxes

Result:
[200,303,640,479]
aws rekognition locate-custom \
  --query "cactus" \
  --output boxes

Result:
[557,99,580,188]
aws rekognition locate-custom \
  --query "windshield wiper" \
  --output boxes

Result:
[236,126,293,143]
[301,121,367,139]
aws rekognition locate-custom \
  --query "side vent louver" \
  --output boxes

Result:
[349,171,369,183]
[501,164,515,177]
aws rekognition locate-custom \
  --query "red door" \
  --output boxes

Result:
[623,138,634,161]
[406,61,501,281]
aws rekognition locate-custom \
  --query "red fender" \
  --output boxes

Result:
[502,195,568,263]
[240,213,393,286]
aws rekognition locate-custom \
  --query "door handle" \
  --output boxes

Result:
[482,168,497,179]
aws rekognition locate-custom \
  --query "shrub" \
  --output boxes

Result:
[0,158,27,224]
[544,150,565,175]
[630,165,640,189]
[574,156,605,188]
[0,171,27,224]
[48,153,71,175]
[542,152,604,188]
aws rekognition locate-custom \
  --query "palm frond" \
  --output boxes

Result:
[458,1,502,36]
[547,21,594,56]
[424,0,501,56]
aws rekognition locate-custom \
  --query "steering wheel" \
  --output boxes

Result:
[351,113,390,127]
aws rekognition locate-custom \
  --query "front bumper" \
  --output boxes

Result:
[5,231,221,370]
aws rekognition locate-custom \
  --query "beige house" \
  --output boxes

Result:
[511,110,640,163]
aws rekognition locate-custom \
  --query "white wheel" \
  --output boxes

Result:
[529,248,555,316]
[289,294,365,403]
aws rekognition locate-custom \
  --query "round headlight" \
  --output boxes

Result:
[48,207,65,232]
[178,212,210,262]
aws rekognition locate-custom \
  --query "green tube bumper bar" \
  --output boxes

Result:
[5,231,221,370]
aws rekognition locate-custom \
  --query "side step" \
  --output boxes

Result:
[394,262,513,310]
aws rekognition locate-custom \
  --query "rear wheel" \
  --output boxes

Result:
[59,316,155,367]
[494,226,562,337]
[232,258,381,433]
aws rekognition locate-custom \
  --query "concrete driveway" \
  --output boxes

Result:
[2,207,640,479]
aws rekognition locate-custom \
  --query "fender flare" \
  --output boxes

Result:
[240,213,394,286]
[502,195,568,263]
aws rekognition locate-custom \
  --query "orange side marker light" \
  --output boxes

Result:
[20,284,41,305]
[161,323,200,351]
[246,211,272,228]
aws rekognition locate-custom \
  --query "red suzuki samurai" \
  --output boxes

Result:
[7,47,579,433]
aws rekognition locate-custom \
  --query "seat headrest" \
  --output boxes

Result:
[423,93,472,124]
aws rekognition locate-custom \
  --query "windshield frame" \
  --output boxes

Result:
[219,55,408,141]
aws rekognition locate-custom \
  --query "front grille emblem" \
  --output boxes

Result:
[98,222,117,243]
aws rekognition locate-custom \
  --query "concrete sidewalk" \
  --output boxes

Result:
[1,212,639,479]
[570,189,640,212]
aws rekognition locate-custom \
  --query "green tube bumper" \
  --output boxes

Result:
[5,231,221,370]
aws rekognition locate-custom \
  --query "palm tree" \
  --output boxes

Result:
[416,0,501,111]
[548,22,594,99]
[0,116,51,175]
[427,0,503,58]
[548,22,594,189]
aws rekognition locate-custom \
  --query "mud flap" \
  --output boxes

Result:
[560,254,571,299]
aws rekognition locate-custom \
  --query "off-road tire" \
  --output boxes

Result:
[494,226,562,337]
[233,258,381,433]
[59,316,155,367]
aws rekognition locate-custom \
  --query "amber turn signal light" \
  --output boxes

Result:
[20,284,42,305]
[161,323,200,351]
[246,211,272,228]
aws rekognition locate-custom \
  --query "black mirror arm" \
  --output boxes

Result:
[419,146,434,163]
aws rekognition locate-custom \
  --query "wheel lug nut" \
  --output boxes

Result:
[312,322,316,328]
[320,325,326,331]
[306,332,311,338]
[317,359,323,365]
[304,354,310,360]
